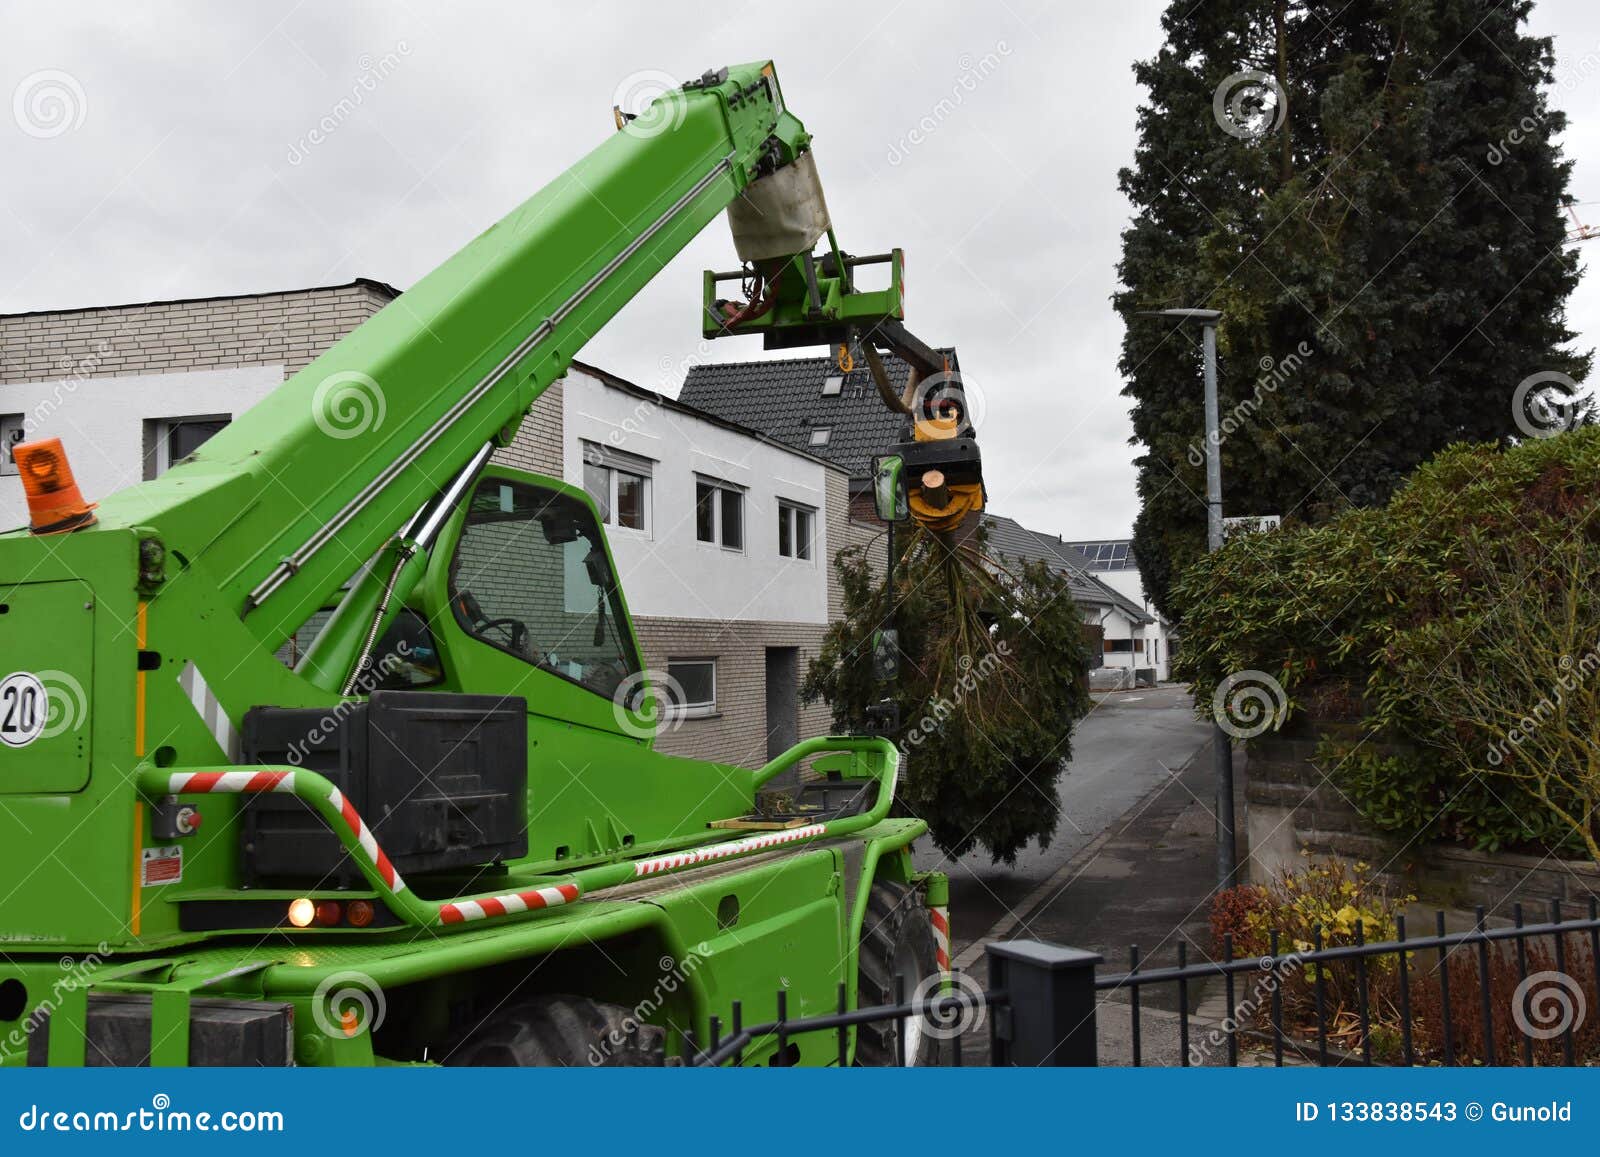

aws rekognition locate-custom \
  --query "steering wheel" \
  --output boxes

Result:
[478,617,529,653]
[454,590,531,656]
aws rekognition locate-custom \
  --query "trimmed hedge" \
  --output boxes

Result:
[1173,428,1600,858]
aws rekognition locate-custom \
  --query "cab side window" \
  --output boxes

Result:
[449,479,640,702]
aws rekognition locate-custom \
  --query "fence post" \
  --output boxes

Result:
[986,940,1102,1066]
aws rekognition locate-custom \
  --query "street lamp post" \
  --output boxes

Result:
[1137,308,1235,888]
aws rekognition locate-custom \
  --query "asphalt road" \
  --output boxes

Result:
[913,683,1213,959]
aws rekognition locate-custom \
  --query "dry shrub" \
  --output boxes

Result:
[1212,858,1409,1038]
[1211,860,1600,1064]
[1403,933,1600,1065]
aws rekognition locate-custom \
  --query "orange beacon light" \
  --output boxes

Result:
[14,438,97,534]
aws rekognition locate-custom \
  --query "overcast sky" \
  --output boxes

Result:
[4,1,1599,538]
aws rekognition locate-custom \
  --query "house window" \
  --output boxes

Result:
[581,442,652,533]
[809,427,831,447]
[1103,638,1134,653]
[821,375,843,397]
[1133,638,1145,653]
[778,501,814,560]
[148,415,230,478]
[695,477,744,550]
[0,414,23,477]
[666,659,716,716]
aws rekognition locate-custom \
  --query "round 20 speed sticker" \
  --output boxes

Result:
[0,671,49,748]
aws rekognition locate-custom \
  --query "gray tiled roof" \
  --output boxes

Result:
[570,359,844,474]
[679,350,959,480]
[984,516,1152,623]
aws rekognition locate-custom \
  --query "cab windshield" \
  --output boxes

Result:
[449,479,640,703]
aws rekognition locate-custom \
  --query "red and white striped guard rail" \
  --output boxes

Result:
[631,823,828,876]
[159,769,408,895]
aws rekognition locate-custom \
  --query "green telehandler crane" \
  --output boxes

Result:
[0,62,978,1067]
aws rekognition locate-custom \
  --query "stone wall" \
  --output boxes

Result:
[1245,722,1600,912]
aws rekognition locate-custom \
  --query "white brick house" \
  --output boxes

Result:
[0,282,861,767]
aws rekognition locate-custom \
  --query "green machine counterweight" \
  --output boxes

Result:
[0,62,954,1068]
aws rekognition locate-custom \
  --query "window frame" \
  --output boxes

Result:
[694,475,745,552]
[665,658,717,718]
[777,500,816,561]
[148,414,231,478]
[808,427,832,447]
[0,414,23,477]
[448,476,642,702]
[580,442,653,536]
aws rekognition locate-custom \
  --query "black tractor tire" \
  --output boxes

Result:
[446,994,666,1067]
[855,880,941,1066]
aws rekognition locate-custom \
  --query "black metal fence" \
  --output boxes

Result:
[1107,898,1600,1067]
[693,900,1600,1067]
[690,940,1083,1067]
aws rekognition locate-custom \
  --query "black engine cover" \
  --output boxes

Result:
[240,691,527,888]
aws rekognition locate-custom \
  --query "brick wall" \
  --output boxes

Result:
[826,475,881,619]
[633,616,832,767]
[493,380,563,478]
[0,281,394,382]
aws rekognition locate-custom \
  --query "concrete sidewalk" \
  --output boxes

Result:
[943,737,1255,1066]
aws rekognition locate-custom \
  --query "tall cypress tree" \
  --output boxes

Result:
[1118,0,1588,617]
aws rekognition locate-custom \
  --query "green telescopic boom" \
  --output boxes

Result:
[90,64,813,660]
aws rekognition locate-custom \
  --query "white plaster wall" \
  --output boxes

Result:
[560,368,830,625]
[0,365,284,529]
[1090,568,1174,681]
[1096,606,1141,670]
[1093,569,1147,608]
